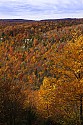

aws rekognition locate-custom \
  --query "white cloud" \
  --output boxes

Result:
[0,0,83,20]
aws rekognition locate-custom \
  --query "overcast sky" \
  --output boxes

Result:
[0,0,83,20]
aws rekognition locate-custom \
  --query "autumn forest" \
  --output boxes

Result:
[0,18,83,125]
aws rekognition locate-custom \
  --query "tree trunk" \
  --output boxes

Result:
[80,95,83,125]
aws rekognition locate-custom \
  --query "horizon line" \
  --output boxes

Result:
[0,17,83,21]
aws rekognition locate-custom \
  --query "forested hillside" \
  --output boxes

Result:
[0,18,83,125]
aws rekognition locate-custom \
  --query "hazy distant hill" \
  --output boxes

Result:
[0,19,34,22]
[0,18,83,23]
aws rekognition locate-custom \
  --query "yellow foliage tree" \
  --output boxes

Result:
[35,35,83,124]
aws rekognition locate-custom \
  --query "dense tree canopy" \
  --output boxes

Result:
[0,19,83,125]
